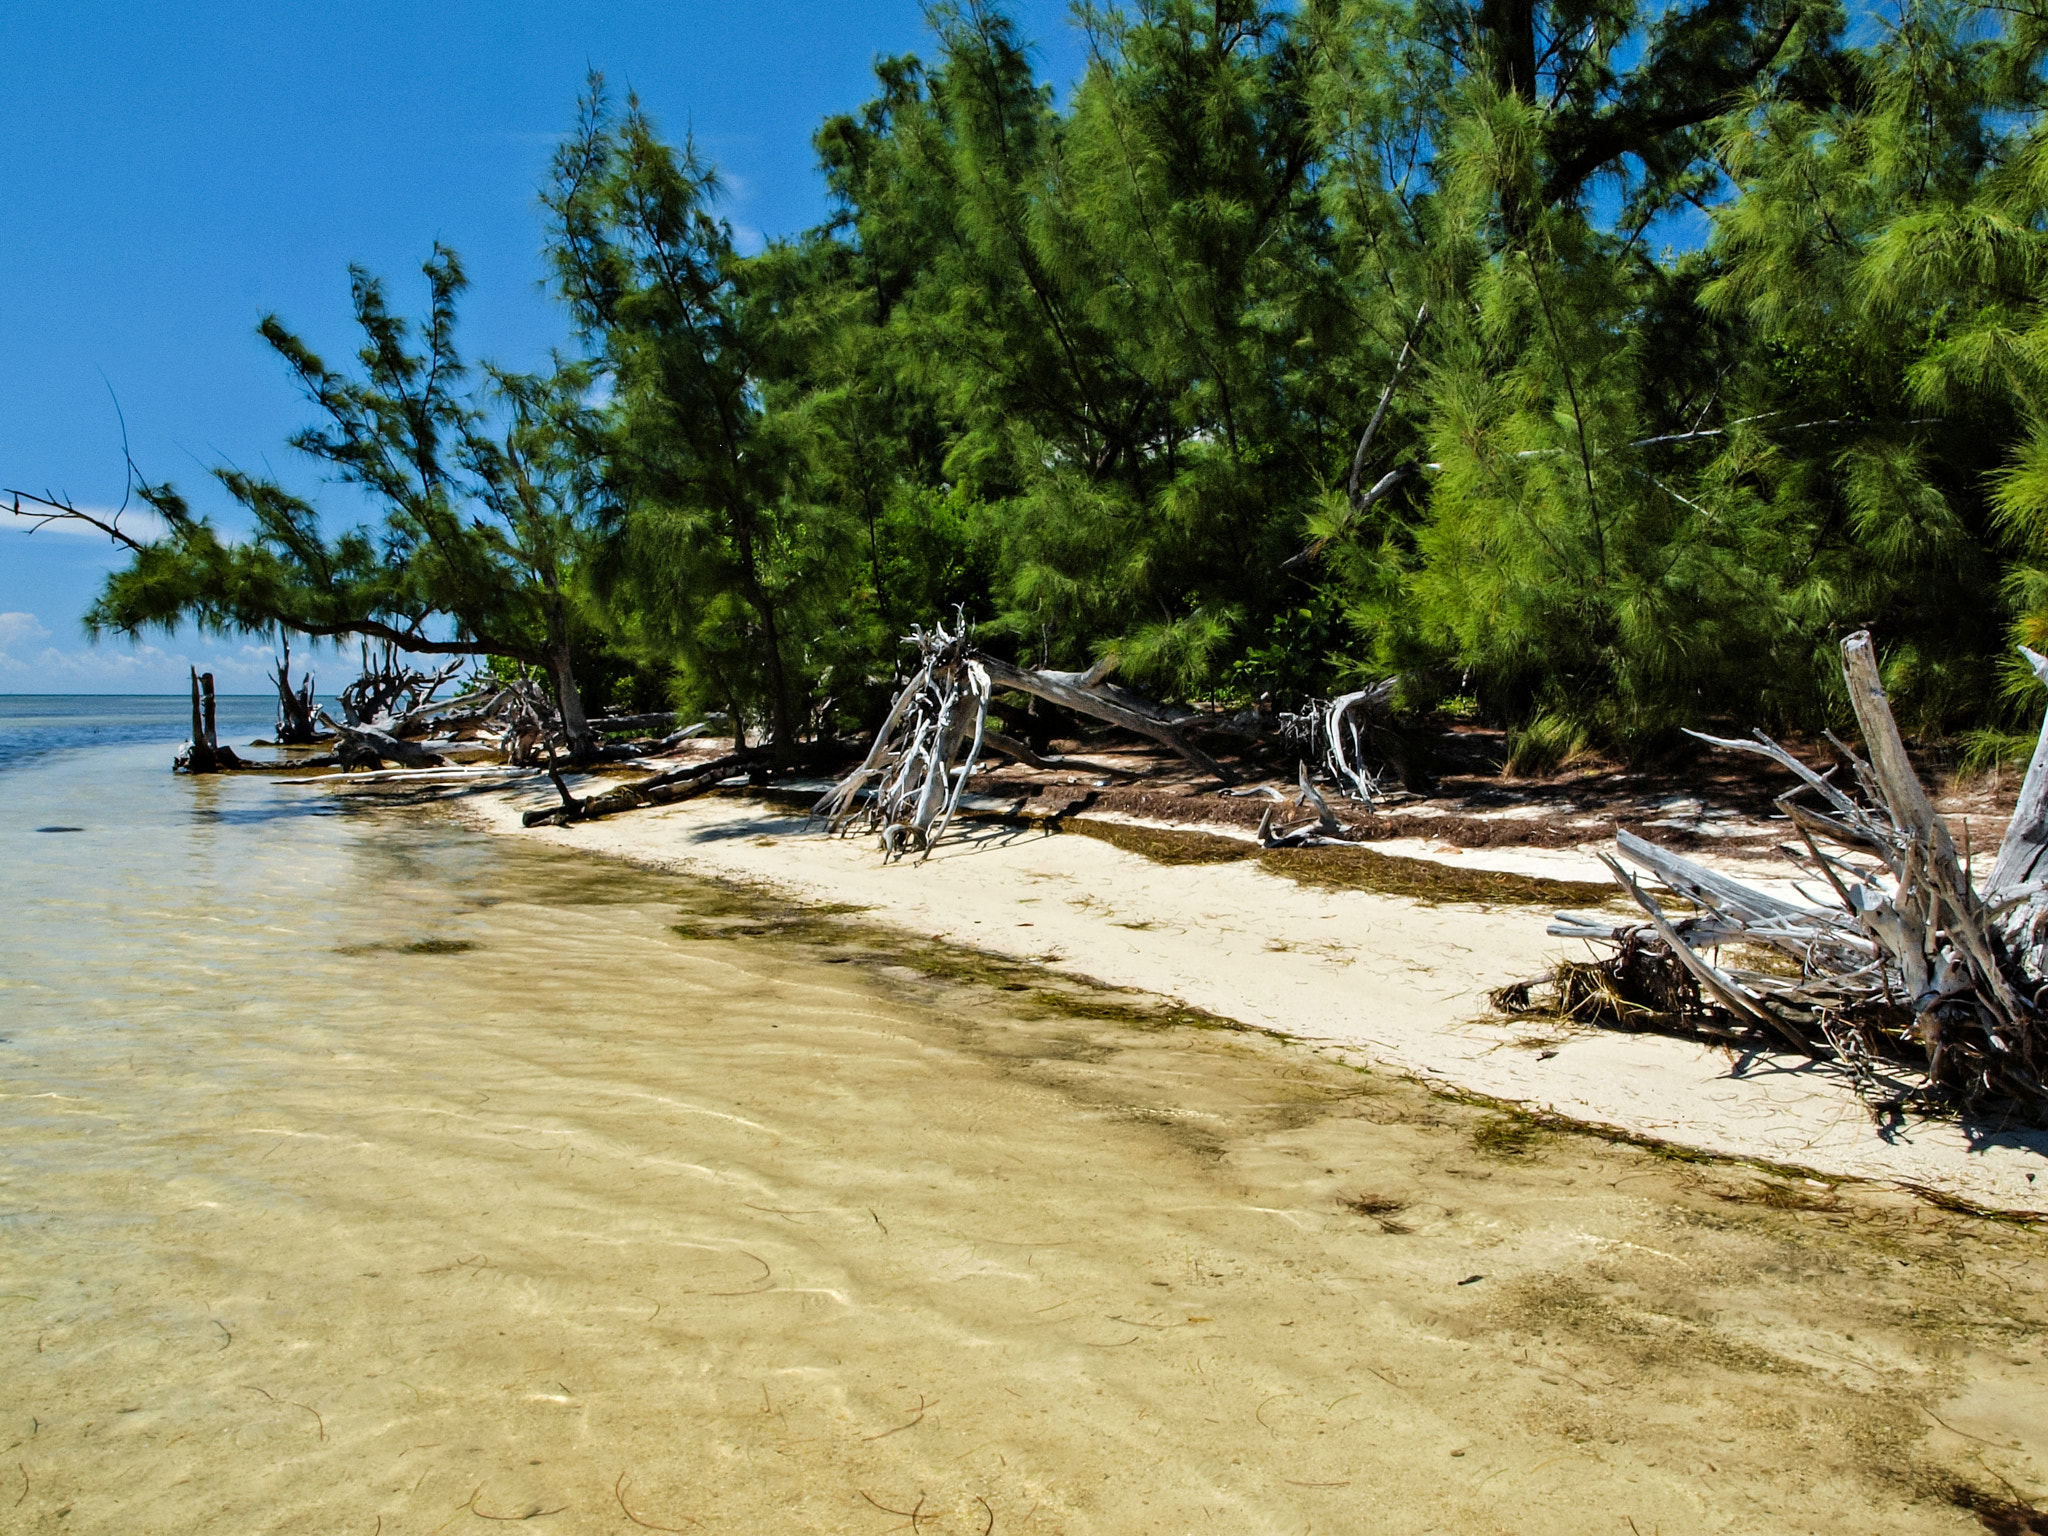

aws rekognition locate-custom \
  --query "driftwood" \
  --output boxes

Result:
[1279,680,1399,802]
[521,751,756,828]
[476,679,656,766]
[588,711,680,735]
[1508,630,2048,1122]
[816,618,1429,860]
[814,617,992,860]
[1241,762,1354,847]
[982,729,1133,778]
[318,710,447,771]
[977,656,1234,785]
[339,646,467,732]
[174,668,243,773]
[811,615,1244,860]
[271,636,320,745]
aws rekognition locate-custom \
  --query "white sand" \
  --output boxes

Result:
[455,784,2048,1213]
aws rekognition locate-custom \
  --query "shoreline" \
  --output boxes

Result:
[443,777,2048,1216]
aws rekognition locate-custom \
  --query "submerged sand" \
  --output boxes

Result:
[9,827,2048,1534]
[8,753,2048,1533]
[460,784,2048,1215]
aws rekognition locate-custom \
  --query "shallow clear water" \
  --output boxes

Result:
[2,706,2044,1534]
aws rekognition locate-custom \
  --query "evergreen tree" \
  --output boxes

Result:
[85,249,608,755]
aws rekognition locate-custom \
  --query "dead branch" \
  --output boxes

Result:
[4,486,150,552]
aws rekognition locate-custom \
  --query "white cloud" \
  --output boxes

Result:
[0,612,51,646]
[0,630,285,693]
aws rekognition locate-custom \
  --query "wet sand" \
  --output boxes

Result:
[5,754,2048,1533]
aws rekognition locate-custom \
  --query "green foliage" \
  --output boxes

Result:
[81,0,2048,758]
[88,248,610,750]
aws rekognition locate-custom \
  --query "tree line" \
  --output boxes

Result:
[65,0,2048,767]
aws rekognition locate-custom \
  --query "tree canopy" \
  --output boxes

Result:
[47,0,2048,764]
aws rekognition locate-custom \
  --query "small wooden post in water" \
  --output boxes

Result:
[200,672,218,754]
[184,667,218,774]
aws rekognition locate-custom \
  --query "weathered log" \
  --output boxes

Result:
[318,710,446,771]
[982,729,1132,777]
[222,754,340,773]
[520,751,756,828]
[590,712,681,735]
[1986,647,2048,980]
[650,721,714,753]
[978,656,1234,785]
[1840,631,2024,1025]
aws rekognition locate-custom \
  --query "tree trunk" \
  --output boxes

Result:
[272,635,320,745]
[755,598,797,762]
[200,672,218,752]
[181,667,218,774]
[548,641,595,763]
[730,506,798,764]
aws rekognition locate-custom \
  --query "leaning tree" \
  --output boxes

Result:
[6,247,607,761]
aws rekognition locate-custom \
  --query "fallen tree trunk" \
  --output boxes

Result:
[520,751,757,828]
[977,657,1234,785]
[588,711,680,735]
[982,728,1134,778]
[318,710,446,771]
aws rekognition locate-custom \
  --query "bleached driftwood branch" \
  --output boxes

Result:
[1279,680,1399,803]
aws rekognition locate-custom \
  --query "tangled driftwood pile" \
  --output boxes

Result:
[1504,631,2048,1122]
[177,641,704,778]
[1280,680,1399,805]
[813,617,992,859]
[807,616,1425,860]
[813,615,1273,860]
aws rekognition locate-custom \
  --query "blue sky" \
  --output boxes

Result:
[0,1,1085,692]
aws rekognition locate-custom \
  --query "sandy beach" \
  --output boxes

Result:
[461,780,2048,1215]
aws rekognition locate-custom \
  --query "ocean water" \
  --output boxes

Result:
[0,694,285,777]
[0,701,2036,1533]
